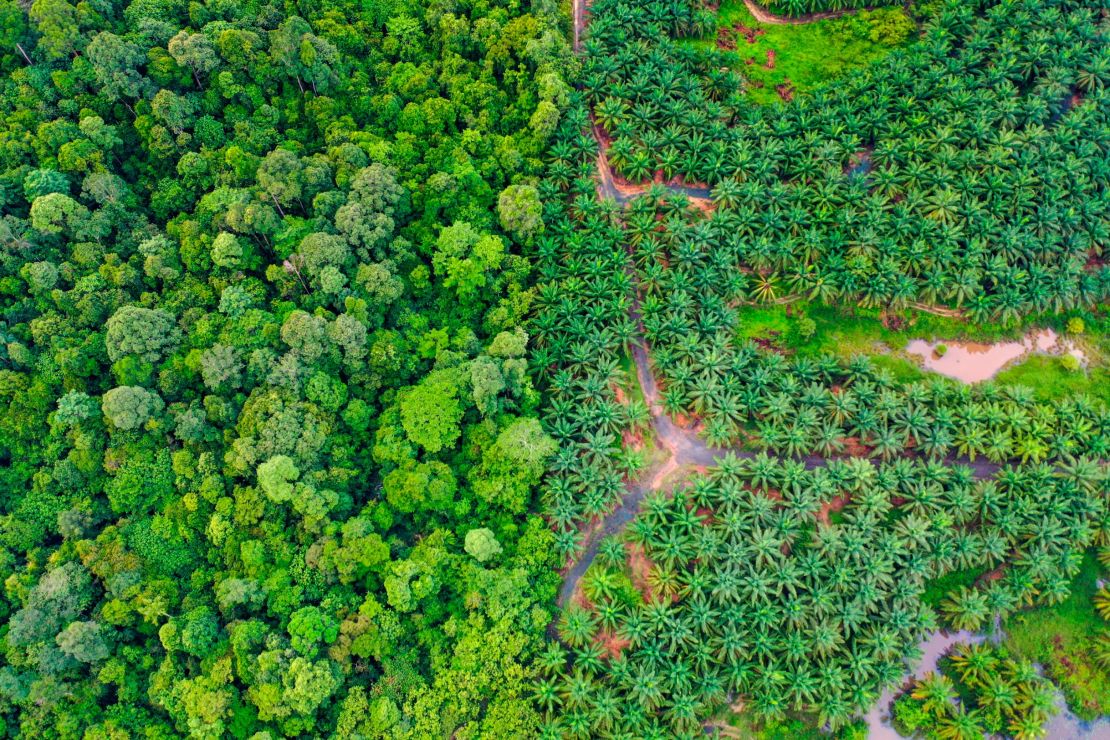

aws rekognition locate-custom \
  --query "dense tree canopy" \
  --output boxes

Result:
[0,0,571,735]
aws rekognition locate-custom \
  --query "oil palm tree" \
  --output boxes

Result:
[936,704,984,740]
[940,586,991,631]
[559,607,599,649]
[911,672,957,717]
[1094,586,1110,620]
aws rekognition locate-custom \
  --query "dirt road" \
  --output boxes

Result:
[740,0,857,24]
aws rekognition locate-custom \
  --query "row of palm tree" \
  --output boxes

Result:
[528,0,1110,732]
[574,0,1110,320]
[620,190,1110,458]
[532,107,648,559]
[759,0,881,16]
[536,458,1106,736]
[618,187,1110,319]
[530,80,1107,558]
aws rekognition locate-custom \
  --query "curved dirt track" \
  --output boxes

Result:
[572,0,584,51]
[593,124,714,205]
[740,0,858,24]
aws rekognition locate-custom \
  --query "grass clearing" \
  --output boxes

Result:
[869,354,928,384]
[736,302,1022,357]
[994,354,1110,406]
[1004,551,1110,720]
[716,711,834,739]
[618,351,648,408]
[617,351,661,461]
[684,1,916,104]
[734,303,1109,396]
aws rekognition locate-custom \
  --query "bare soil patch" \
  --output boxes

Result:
[649,456,681,490]
[760,487,784,502]
[570,581,595,611]
[621,428,645,452]
[881,310,905,331]
[689,196,717,214]
[816,492,851,525]
[595,630,630,658]
[613,384,628,404]
[717,20,766,49]
[839,436,872,457]
[627,542,672,604]
[752,334,787,353]
[977,565,1006,586]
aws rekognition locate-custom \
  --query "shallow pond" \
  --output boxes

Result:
[862,629,985,739]
[863,626,1110,739]
[1043,694,1110,740]
[904,329,1085,383]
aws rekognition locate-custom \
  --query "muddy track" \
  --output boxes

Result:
[593,124,713,205]
[573,0,587,51]
[742,0,919,25]
[740,0,858,24]
[556,318,1007,607]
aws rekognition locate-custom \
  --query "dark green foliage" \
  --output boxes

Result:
[531,0,1110,735]
[535,0,1110,538]
[896,642,1058,739]
[1005,551,1110,720]
[0,0,568,735]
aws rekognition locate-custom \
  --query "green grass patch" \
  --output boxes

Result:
[1004,551,1110,720]
[869,354,928,384]
[718,712,827,739]
[684,2,915,105]
[920,565,987,610]
[618,351,648,408]
[736,302,1023,358]
[1081,311,1110,356]
[994,353,1110,406]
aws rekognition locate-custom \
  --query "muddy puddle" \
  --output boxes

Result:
[864,626,1110,739]
[1042,693,1110,739]
[863,630,986,739]
[904,329,1086,383]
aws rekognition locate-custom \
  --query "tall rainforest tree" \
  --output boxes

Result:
[0,0,572,736]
